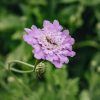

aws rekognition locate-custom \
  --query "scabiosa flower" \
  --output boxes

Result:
[23,20,75,68]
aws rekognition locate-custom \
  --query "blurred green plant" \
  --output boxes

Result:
[0,0,100,100]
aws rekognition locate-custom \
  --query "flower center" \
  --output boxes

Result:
[46,37,57,46]
[39,34,60,51]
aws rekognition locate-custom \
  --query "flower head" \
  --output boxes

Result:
[23,20,75,68]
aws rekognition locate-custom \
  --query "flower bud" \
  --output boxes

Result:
[35,62,46,76]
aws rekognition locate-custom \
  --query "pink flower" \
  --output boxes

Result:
[23,20,75,68]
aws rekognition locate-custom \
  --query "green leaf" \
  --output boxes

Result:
[26,0,47,6]
[0,15,24,32]
[59,0,78,3]
[58,5,84,32]
[6,42,32,63]
[79,0,100,6]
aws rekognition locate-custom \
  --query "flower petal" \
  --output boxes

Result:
[53,20,63,31]
[52,60,63,68]
[33,50,45,59]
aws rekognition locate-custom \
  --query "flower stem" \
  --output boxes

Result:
[8,60,35,73]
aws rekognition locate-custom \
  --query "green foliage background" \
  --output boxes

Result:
[0,0,100,100]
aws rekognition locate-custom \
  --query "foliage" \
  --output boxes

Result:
[0,0,100,100]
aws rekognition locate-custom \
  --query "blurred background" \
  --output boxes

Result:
[0,0,100,100]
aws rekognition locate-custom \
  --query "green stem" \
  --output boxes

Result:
[8,60,35,73]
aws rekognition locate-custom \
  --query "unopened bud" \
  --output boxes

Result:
[35,62,46,76]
